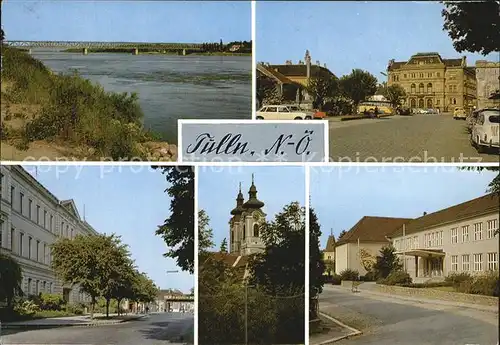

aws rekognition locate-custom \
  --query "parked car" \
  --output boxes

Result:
[453,107,467,120]
[256,105,313,120]
[470,109,500,153]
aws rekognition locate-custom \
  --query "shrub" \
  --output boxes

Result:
[360,271,377,282]
[38,293,66,311]
[445,272,473,287]
[379,270,412,286]
[339,269,359,281]
[65,303,84,315]
[14,299,39,316]
[331,274,341,285]
[457,270,499,297]
[399,282,452,288]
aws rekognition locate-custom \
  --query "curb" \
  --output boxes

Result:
[310,312,362,345]
[1,316,145,329]
[329,285,498,314]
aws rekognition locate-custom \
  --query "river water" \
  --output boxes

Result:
[31,50,251,142]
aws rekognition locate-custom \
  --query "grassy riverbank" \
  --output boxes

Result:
[62,47,250,56]
[0,47,176,161]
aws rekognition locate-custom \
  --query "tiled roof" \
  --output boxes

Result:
[202,252,250,281]
[257,63,295,85]
[388,52,465,71]
[324,235,336,251]
[390,193,500,238]
[336,216,412,245]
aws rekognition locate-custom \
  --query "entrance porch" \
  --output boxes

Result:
[395,249,446,283]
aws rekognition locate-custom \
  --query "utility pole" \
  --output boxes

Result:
[403,224,406,272]
[245,282,248,345]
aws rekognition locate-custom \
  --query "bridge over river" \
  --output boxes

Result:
[4,41,205,55]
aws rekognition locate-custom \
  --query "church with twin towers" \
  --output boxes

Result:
[229,174,267,256]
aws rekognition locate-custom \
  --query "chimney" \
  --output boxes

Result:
[305,50,311,78]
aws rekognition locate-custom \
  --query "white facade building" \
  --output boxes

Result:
[390,193,499,282]
[0,165,98,303]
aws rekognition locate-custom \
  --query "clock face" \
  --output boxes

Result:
[252,212,261,221]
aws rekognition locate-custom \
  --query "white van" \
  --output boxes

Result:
[471,109,500,153]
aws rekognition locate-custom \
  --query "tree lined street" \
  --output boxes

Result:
[318,286,498,345]
[1,312,193,345]
[329,113,497,162]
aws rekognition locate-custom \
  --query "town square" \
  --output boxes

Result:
[256,1,499,162]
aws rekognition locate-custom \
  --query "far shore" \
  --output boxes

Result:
[61,48,251,56]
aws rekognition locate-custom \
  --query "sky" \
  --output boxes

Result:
[2,1,251,43]
[198,166,306,250]
[24,165,193,294]
[256,1,500,82]
[310,166,498,249]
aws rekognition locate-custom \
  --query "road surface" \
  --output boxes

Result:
[319,286,498,345]
[329,114,499,163]
[1,312,193,345]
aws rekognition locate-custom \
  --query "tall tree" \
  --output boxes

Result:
[220,238,228,253]
[339,69,378,108]
[0,253,23,308]
[155,166,195,274]
[372,245,402,279]
[249,201,305,295]
[307,71,339,111]
[309,208,325,298]
[441,1,500,55]
[379,84,407,109]
[198,209,215,261]
[257,73,283,106]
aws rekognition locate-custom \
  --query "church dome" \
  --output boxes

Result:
[242,174,264,209]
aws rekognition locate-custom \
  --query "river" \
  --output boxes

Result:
[31,50,251,142]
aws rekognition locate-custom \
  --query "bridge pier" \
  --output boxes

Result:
[133,48,139,55]
[82,48,88,55]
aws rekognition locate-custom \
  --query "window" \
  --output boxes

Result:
[43,243,47,265]
[43,281,46,292]
[473,222,483,241]
[50,215,53,232]
[428,72,433,78]
[486,219,497,239]
[473,253,483,271]
[451,228,458,244]
[419,83,424,93]
[19,233,24,256]
[66,225,69,237]
[11,186,15,205]
[427,233,432,247]
[243,224,246,239]
[36,205,40,224]
[461,225,469,242]
[36,240,40,261]
[27,278,32,294]
[431,232,436,246]
[60,222,64,236]
[437,72,440,77]
[28,236,32,259]
[451,255,458,271]
[29,199,32,219]
[427,83,433,93]
[20,192,24,214]
[413,236,418,249]
[487,253,498,271]
[411,83,416,94]
[43,210,47,228]
[449,85,453,92]
[419,73,424,78]
[438,231,443,246]
[11,228,15,252]
[71,228,74,239]
[462,254,470,271]
[453,98,457,105]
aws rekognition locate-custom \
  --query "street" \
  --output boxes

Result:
[1,312,193,345]
[329,114,499,162]
[319,286,498,345]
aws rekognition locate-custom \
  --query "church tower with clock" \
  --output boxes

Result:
[229,174,266,256]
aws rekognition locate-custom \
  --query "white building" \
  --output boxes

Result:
[0,165,98,303]
[390,193,499,282]
[229,174,266,256]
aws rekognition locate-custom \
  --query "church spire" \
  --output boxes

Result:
[243,174,264,209]
[231,182,245,215]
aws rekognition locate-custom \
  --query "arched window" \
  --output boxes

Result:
[253,224,259,237]
[410,99,416,108]
[243,225,246,239]
[418,83,424,93]
[427,83,433,93]
[427,99,433,108]
[411,84,416,94]
[418,99,424,108]
[449,85,453,92]
[453,98,457,105]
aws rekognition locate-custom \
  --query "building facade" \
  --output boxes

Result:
[334,216,411,276]
[387,52,477,113]
[390,193,499,282]
[229,175,266,256]
[0,165,98,304]
[475,60,500,109]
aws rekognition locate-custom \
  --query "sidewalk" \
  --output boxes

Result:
[324,283,499,314]
[1,313,146,329]
[310,313,362,345]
